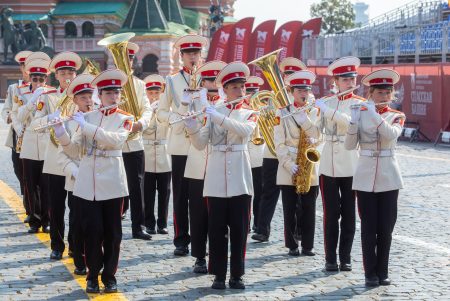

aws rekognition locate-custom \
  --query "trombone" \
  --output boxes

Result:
[281,85,360,119]
[169,95,250,125]
[34,101,125,131]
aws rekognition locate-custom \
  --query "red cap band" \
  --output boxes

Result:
[18,57,27,63]
[332,65,357,76]
[180,42,202,50]
[145,82,162,88]
[128,49,135,55]
[201,70,220,78]
[369,78,393,85]
[222,72,245,85]
[73,83,94,95]
[284,65,302,72]
[55,60,76,70]
[245,83,260,88]
[97,79,122,89]
[29,67,48,74]
[290,78,311,86]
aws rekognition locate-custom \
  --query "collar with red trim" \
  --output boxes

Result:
[207,94,220,104]
[101,106,118,116]
[226,99,245,110]
[182,66,194,75]
[376,105,389,114]
[338,93,353,101]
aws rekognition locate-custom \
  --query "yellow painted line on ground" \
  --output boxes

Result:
[0,180,127,301]
[397,152,450,163]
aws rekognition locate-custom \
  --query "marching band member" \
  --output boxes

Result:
[180,60,226,273]
[2,50,32,221]
[157,34,208,256]
[315,56,365,271]
[142,74,171,235]
[17,53,54,234]
[53,69,133,293]
[345,69,405,287]
[244,76,264,232]
[56,73,96,275]
[185,62,257,290]
[275,70,320,257]
[31,51,82,260]
[122,42,153,240]
[252,57,307,242]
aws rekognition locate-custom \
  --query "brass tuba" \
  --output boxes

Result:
[249,90,278,156]
[98,32,141,139]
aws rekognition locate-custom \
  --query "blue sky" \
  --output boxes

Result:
[234,0,415,29]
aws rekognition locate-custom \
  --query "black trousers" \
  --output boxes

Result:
[22,159,49,228]
[11,131,28,214]
[208,195,251,279]
[319,175,356,264]
[83,197,123,284]
[171,155,190,247]
[281,185,318,250]
[123,151,145,233]
[251,166,263,229]
[48,174,68,252]
[144,171,171,230]
[357,190,398,279]
[68,193,86,270]
[188,178,208,259]
[256,158,281,236]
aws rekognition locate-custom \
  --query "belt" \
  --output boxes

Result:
[360,149,394,157]
[143,139,167,146]
[212,144,248,152]
[287,146,298,154]
[324,135,345,142]
[87,149,122,157]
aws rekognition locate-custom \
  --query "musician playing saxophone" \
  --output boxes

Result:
[274,70,321,257]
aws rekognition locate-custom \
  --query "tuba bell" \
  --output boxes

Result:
[98,32,141,139]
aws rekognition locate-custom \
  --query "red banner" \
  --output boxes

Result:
[207,24,233,62]
[271,21,303,61]
[227,17,255,62]
[247,20,277,77]
[296,17,322,59]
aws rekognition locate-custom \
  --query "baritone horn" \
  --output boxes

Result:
[98,32,141,139]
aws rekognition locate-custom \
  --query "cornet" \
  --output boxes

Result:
[281,85,360,119]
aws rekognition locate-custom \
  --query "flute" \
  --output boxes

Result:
[281,85,360,119]
[169,95,249,125]
[34,101,125,131]
[350,99,398,110]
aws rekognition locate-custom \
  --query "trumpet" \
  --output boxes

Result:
[169,95,250,125]
[281,85,360,119]
[34,101,125,131]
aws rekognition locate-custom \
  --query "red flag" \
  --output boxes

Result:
[271,21,303,62]
[207,24,233,62]
[247,20,277,77]
[295,18,322,58]
[227,17,255,62]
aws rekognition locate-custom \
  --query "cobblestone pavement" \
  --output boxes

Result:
[1,104,450,300]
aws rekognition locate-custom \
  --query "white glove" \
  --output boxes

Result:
[47,109,61,122]
[184,114,198,129]
[206,106,225,124]
[71,167,79,179]
[72,112,86,129]
[315,99,328,113]
[199,88,208,106]
[293,110,307,124]
[52,118,66,137]
[290,164,299,176]
[350,106,361,124]
[181,91,193,106]
[150,101,159,112]
[30,87,46,105]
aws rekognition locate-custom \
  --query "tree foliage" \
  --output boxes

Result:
[311,0,355,34]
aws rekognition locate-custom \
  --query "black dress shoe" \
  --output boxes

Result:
[24,215,30,223]
[365,276,379,287]
[340,262,352,271]
[174,246,189,256]
[74,267,87,275]
[301,248,316,256]
[132,230,152,240]
[193,258,208,273]
[50,250,63,260]
[28,226,39,234]
[145,228,156,235]
[211,276,226,289]
[251,233,269,242]
[288,248,300,256]
[157,227,169,234]
[86,280,100,293]
[229,277,245,289]
[42,225,50,233]
[379,278,391,286]
[325,262,339,271]
[104,281,118,293]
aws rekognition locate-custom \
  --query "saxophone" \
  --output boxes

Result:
[293,110,320,194]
